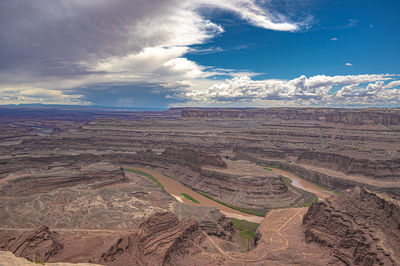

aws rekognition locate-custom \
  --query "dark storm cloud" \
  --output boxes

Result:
[74,82,184,108]
[0,0,176,77]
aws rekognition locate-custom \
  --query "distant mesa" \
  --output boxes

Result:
[179,107,400,125]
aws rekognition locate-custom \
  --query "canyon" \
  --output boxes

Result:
[0,106,399,265]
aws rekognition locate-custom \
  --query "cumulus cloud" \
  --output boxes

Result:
[0,0,304,106]
[178,74,400,107]
[345,63,353,66]
[1,1,394,108]
[384,80,400,89]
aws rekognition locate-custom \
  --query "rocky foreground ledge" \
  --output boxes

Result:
[1,212,221,266]
[303,187,400,265]
[0,251,102,266]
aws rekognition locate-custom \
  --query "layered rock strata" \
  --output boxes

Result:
[181,108,400,125]
[303,187,400,265]
[162,147,227,171]
[165,163,296,211]
[172,203,234,240]
[6,226,63,262]
[99,212,211,266]
[0,162,126,197]
[297,151,400,179]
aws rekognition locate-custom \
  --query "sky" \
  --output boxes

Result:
[0,0,399,108]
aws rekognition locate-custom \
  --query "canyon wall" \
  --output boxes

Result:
[303,188,400,265]
[297,151,400,179]
[99,212,211,266]
[181,108,400,125]
[162,147,227,171]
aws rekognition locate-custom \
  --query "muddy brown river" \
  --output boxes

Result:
[128,165,334,223]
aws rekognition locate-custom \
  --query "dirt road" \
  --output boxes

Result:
[205,208,306,263]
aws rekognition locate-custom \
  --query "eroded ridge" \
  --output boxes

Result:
[5,226,63,262]
[99,212,213,265]
[303,187,400,265]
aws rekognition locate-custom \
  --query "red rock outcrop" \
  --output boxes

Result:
[303,187,400,265]
[99,212,209,266]
[6,226,63,262]
[172,203,235,240]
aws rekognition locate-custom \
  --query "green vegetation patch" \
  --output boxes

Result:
[263,168,273,172]
[276,167,340,195]
[162,173,177,180]
[124,168,165,190]
[291,188,319,207]
[284,171,340,195]
[280,175,292,186]
[308,179,340,194]
[198,192,267,217]
[279,175,318,207]
[231,218,260,252]
[180,193,200,204]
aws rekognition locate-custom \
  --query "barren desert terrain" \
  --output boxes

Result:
[0,107,399,265]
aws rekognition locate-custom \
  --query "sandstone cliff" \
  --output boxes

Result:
[0,161,126,197]
[303,187,400,265]
[5,226,63,262]
[162,147,227,171]
[180,108,400,125]
[297,151,400,179]
[172,203,235,240]
[99,212,211,266]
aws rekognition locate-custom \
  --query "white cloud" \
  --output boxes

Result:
[177,74,400,107]
[384,80,400,89]
[346,19,358,28]
[188,47,224,54]
[0,0,304,106]
[4,1,395,109]
[90,0,301,83]
[330,37,338,41]
[0,87,88,105]
[93,46,210,81]
[193,0,300,31]
[345,62,353,66]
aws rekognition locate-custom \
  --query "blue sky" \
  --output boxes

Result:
[0,0,399,108]
[189,0,400,79]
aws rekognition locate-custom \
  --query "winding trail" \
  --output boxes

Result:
[124,165,335,264]
[0,164,335,264]
[204,209,304,263]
